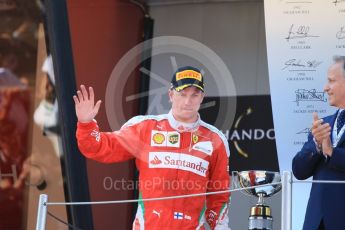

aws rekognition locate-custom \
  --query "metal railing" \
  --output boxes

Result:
[35,171,345,230]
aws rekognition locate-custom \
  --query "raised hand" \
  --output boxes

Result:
[73,85,102,123]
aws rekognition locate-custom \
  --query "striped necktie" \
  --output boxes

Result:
[337,110,345,134]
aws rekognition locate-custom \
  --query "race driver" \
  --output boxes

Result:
[74,66,231,229]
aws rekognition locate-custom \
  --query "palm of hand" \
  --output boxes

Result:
[76,99,96,122]
[73,85,102,123]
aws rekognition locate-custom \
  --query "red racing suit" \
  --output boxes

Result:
[76,111,231,229]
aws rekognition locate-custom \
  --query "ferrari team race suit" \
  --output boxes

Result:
[76,111,231,229]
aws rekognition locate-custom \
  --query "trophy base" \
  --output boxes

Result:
[248,205,273,230]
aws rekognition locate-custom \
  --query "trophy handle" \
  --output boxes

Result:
[232,171,253,198]
[231,171,238,188]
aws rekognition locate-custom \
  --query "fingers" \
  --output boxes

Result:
[317,129,331,140]
[313,123,331,132]
[311,112,323,136]
[89,86,95,104]
[73,95,79,104]
[80,85,89,101]
[313,112,319,121]
[312,122,331,143]
[74,85,99,110]
[312,123,331,135]
[322,136,333,157]
[93,100,102,114]
[313,119,323,125]
[311,118,324,141]
[77,90,84,102]
[312,112,322,129]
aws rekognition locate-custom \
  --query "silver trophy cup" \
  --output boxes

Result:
[233,170,282,230]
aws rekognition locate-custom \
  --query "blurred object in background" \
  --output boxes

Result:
[34,54,61,157]
[0,38,31,229]
[0,1,66,229]
[0,37,27,86]
[34,54,59,136]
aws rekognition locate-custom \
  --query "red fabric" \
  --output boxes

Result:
[76,115,230,229]
[0,86,30,229]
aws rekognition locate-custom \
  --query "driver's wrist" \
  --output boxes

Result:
[78,119,94,123]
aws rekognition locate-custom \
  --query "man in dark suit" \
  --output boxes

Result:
[292,56,345,230]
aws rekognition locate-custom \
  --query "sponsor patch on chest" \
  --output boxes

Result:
[151,130,180,147]
[151,131,166,146]
[149,152,209,177]
[192,141,213,155]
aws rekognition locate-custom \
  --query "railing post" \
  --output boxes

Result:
[36,194,48,230]
[281,171,292,230]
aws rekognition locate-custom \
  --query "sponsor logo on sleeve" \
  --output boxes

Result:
[206,210,218,227]
[152,210,162,218]
[90,130,100,142]
[174,212,184,220]
[173,212,192,220]
[184,214,192,220]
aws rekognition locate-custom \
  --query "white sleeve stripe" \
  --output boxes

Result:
[122,114,167,128]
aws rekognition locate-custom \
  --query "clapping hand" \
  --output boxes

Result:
[311,112,331,147]
[311,112,333,156]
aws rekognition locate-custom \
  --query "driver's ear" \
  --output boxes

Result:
[168,89,173,103]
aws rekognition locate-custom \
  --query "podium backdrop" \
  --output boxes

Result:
[264,1,345,229]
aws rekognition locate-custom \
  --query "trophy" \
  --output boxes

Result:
[233,170,282,230]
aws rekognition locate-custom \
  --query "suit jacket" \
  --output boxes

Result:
[292,110,345,230]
